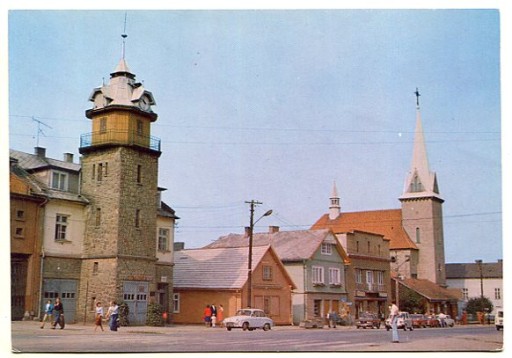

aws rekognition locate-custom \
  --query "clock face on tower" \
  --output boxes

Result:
[139,95,151,111]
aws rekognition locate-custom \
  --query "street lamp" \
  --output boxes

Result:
[392,255,410,310]
[246,200,272,308]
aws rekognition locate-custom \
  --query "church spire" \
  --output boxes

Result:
[400,88,443,201]
[329,181,341,220]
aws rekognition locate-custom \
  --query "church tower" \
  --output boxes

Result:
[77,38,162,323]
[399,89,446,286]
[329,181,341,220]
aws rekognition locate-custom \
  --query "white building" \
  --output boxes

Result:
[445,260,503,315]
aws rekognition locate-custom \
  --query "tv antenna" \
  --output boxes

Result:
[32,116,52,147]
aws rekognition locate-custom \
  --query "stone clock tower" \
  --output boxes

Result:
[77,56,162,324]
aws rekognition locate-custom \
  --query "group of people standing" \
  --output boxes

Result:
[40,298,120,332]
[203,303,224,327]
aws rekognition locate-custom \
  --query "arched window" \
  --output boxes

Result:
[415,227,420,243]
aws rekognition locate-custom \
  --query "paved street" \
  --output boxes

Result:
[9,320,503,354]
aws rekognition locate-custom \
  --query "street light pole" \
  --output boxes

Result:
[393,255,410,310]
[245,200,272,308]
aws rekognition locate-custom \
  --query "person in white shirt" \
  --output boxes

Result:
[390,302,400,343]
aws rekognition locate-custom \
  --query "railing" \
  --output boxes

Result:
[80,130,161,152]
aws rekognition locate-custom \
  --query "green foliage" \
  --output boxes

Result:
[118,301,130,327]
[465,297,494,315]
[146,302,165,327]
[399,287,427,313]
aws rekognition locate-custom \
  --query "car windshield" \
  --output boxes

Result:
[236,310,252,316]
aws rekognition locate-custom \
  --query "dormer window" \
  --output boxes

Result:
[51,171,68,191]
[321,243,332,255]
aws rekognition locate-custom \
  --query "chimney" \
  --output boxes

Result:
[63,153,74,163]
[269,226,280,234]
[174,242,185,251]
[34,147,46,158]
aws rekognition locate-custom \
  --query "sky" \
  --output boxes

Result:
[3,2,509,265]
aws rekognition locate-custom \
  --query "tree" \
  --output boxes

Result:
[465,297,493,315]
[399,287,427,313]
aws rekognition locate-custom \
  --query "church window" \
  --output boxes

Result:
[95,208,101,226]
[411,174,423,192]
[416,228,421,243]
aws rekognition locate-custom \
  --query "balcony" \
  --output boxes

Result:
[79,130,161,153]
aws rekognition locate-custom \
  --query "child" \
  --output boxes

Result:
[95,301,104,332]
[40,299,54,329]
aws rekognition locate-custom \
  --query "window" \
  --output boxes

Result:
[328,268,340,285]
[55,214,69,241]
[263,266,273,281]
[321,243,332,255]
[312,266,324,285]
[95,208,101,226]
[367,241,371,254]
[137,165,142,184]
[16,210,25,220]
[100,117,107,133]
[173,293,180,313]
[61,292,75,299]
[366,270,374,284]
[495,288,501,300]
[15,227,24,238]
[356,241,359,252]
[355,269,362,284]
[135,209,141,228]
[92,164,95,179]
[51,171,68,190]
[416,228,421,243]
[377,271,384,285]
[93,262,99,275]
[158,228,169,251]
[97,163,103,181]
[462,288,469,300]
[137,120,143,136]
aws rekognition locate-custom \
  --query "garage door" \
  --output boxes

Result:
[123,281,148,325]
[42,279,77,323]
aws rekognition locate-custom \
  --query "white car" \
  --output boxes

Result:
[224,308,274,331]
[436,314,455,327]
[385,311,413,331]
[495,310,503,331]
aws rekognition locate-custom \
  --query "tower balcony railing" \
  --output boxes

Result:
[80,130,161,152]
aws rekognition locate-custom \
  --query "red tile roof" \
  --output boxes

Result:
[399,278,461,301]
[311,209,418,250]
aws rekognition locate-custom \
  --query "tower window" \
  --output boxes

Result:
[97,163,103,181]
[100,117,107,133]
[416,228,420,243]
[92,164,95,179]
[137,164,142,184]
[135,209,141,228]
[137,120,143,136]
[93,262,99,275]
[95,208,101,226]
[158,228,169,251]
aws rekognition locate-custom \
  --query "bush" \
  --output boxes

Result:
[465,297,493,316]
[118,301,130,327]
[146,302,165,326]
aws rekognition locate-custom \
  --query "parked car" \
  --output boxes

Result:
[410,314,427,328]
[424,314,440,328]
[355,313,381,329]
[495,310,503,331]
[223,308,274,331]
[385,311,413,331]
[436,314,455,327]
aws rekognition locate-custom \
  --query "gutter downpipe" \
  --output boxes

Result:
[37,197,48,319]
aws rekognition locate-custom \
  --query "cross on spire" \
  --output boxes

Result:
[414,87,421,109]
[121,12,128,59]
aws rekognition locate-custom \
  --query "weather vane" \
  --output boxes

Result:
[414,87,421,108]
[121,12,128,59]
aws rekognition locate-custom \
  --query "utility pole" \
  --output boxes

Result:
[245,200,272,308]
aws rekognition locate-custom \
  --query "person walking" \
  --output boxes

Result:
[106,301,119,331]
[94,301,105,332]
[52,297,64,329]
[390,302,400,343]
[40,299,54,329]
[211,303,217,327]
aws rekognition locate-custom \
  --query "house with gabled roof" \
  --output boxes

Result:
[172,245,295,325]
[205,228,350,325]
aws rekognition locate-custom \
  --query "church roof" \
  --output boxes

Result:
[311,209,418,250]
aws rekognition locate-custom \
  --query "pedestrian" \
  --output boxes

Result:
[40,299,54,329]
[211,303,217,327]
[327,310,338,328]
[461,310,467,325]
[217,304,224,327]
[52,297,64,329]
[94,301,105,332]
[390,301,399,343]
[106,300,119,331]
[438,312,447,327]
[203,304,212,327]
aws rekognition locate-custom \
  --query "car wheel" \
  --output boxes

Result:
[242,322,249,331]
[409,326,414,331]
[386,326,390,331]
[227,327,232,331]
[376,323,380,329]
[263,323,271,331]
